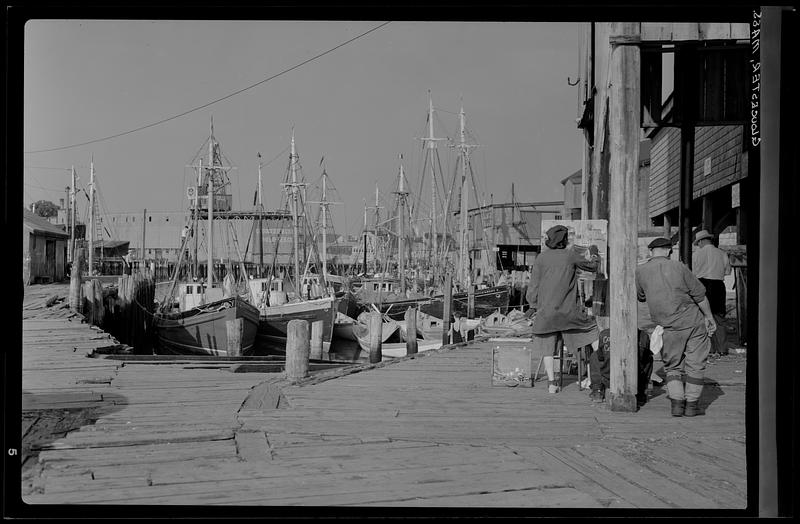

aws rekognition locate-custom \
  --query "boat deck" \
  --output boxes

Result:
[18,284,747,511]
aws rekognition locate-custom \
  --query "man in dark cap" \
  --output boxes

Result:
[635,237,716,417]
[527,225,601,395]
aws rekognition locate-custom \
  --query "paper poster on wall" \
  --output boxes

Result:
[540,219,608,279]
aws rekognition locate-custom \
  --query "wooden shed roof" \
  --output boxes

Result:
[22,208,69,238]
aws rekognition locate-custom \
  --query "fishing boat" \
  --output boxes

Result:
[351,95,511,322]
[351,311,402,353]
[154,296,260,356]
[248,130,339,354]
[153,120,259,356]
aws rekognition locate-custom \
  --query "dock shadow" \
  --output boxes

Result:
[700,380,726,410]
[21,390,129,486]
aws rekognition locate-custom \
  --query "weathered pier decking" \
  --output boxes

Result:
[20,283,747,510]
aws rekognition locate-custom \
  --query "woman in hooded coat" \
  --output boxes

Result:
[527,225,601,394]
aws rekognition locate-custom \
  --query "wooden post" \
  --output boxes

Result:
[662,213,672,239]
[442,273,453,346]
[83,281,94,323]
[226,318,243,357]
[93,279,105,327]
[69,247,85,312]
[467,285,476,341]
[405,306,418,355]
[285,319,310,380]
[606,22,640,412]
[702,195,713,232]
[310,319,324,360]
[368,311,383,363]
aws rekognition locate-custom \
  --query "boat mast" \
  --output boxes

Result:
[363,199,368,274]
[321,169,328,284]
[194,158,202,279]
[281,128,306,293]
[308,161,341,292]
[208,120,214,289]
[88,156,95,276]
[396,154,408,293]
[257,153,264,277]
[427,93,438,281]
[456,101,478,288]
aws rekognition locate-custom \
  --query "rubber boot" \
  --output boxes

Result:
[670,398,686,417]
[684,401,702,417]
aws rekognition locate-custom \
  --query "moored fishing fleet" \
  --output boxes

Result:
[76,93,533,360]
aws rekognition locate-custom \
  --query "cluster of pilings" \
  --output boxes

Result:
[69,247,157,354]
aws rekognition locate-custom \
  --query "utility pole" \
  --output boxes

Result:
[606,21,641,413]
[69,167,76,264]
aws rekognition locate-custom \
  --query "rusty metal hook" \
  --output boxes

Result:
[567,76,580,86]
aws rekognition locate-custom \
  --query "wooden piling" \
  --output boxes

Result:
[368,311,383,364]
[310,320,324,359]
[442,273,453,345]
[405,306,418,355]
[93,279,104,327]
[226,318,243,357]
[606,21,640,412]
[69,247,85,313]
[82,281,94,323]
[467,285,475,341]
[285,319,310,380]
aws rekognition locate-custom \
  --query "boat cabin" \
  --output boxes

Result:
[178,281,224,311]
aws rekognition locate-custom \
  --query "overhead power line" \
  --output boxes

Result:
[25,21,392,155]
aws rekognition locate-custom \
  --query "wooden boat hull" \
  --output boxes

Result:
[352,318,401,353]
[254,296,337,354]
[369,285,511,321]
[381,340,443,359]
[154,297,260,357]
[333,312,358,341]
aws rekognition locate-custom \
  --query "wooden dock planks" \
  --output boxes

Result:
[19,289,747,508]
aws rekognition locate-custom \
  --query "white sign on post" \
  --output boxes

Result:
[540,219,608,279]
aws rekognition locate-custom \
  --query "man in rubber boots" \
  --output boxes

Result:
[635,237,716,417]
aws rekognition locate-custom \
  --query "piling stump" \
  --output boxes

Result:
[405,307,418,355]
[310,320,324,359]
[368,311,383,364]
[69,248,85,313]
[226,318,244,357]
[286,319,310,380]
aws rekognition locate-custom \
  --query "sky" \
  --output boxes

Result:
[23,19,585,238]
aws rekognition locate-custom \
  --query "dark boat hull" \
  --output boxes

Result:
[154,297,260,356]
[254,296,338,354]
[370,285,511,321]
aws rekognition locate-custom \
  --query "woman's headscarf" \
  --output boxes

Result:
[545,225,569,249]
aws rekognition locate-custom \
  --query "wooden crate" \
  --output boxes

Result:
[491,344,533,387]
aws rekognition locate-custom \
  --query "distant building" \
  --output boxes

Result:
[455,200,564,274]
[561,170,583,220]
[23,207,69,284]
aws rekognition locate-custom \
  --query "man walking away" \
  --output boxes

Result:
[635,237,716,417]
[692,230,731,355]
